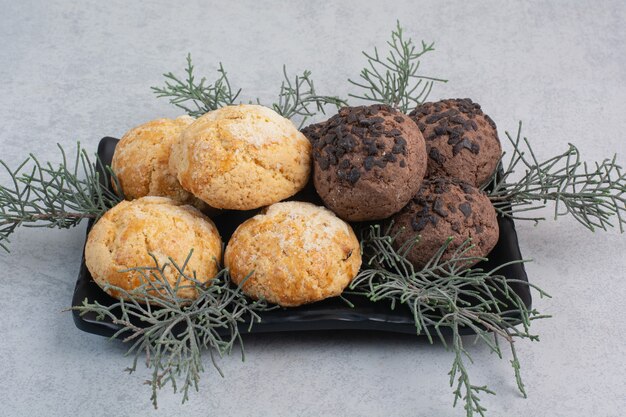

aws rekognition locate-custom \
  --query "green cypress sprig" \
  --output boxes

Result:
[152,55,345,125]
[72,251,270,409]
[349,223,550,417]
[486,122,626,232]
[151,54,242,117]
[270,65,347,127]
[348,20,447,113]
[0,144,122,252]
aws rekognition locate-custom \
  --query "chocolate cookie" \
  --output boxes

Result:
[302,105,427,221]
[408,98,501,187]
[390,177,499,269]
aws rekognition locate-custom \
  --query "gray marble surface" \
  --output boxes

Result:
[1,1,625,416]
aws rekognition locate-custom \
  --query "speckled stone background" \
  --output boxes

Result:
[1,1,625,416]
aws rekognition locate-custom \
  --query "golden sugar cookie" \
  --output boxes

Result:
[170,105,311,210]
[224,201,361,307]
[85,197,222,301]
[111,116,206,209]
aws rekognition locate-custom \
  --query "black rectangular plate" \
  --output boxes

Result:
[72,137,531,338]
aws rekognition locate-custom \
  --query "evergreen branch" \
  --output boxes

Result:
[151,54,242,117]
[72,251,270,409]
[348,21,447,113]
[349,224,550,417]
[0,144,122,252]
[152,55,345,126]
[486,122,626,232]
[270,66,347,128]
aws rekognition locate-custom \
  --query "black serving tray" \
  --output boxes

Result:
[72,137,531,338]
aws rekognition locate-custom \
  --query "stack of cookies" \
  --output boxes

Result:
[85,99,503,308]
[302,99,501,270]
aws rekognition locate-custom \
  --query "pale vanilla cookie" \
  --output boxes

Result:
[85,196,222,301]
[169,105,312,210]
[224,201,362,307]
[111,116,206,209]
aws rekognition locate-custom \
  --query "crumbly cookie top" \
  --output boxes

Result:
[193,104,304,147]
[410,98,496,161]
[303,105,413,185]
[261,201,352,245]
[405,178,481,233]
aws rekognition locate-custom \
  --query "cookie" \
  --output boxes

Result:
[224,201,361,307]
[111,116,206,208]
[303,104,427,221]
[85,197,222,301]
[408,98,501,187]
[390,178,499,269]
[169,104,311,210]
